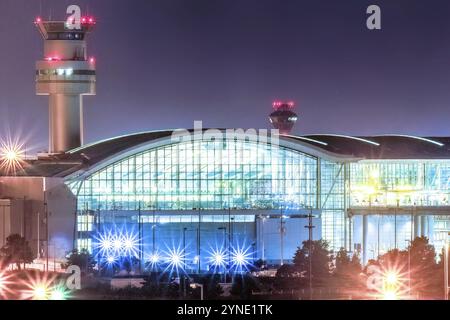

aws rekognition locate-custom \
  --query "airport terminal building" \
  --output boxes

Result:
[1,16,450,271]
[3,130,450,270]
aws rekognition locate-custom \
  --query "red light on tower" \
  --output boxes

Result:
[35,17,42,24]
[269,100,298,134]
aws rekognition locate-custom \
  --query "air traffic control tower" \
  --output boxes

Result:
[35,16,96,154]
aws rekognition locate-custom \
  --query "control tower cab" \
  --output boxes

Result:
[35,16,96,154]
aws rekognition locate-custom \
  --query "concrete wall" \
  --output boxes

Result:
[0,177,76,261]
[256,216,322,264]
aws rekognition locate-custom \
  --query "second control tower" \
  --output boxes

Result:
[35,16,96,154]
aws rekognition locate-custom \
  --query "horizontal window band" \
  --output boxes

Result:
[36,80,95,84]
[36,70,96,76]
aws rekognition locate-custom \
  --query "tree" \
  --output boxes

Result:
[408,237,440,292]
[293,239,332,286]
[335,247,351,276]
[334,248,363,288]
[63,249,96,273]
[374,237,441,295]
[0,234,34,270]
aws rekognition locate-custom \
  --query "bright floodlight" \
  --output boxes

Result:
[0,138,25,174]
[163,246,187,275]
[113,239,122,250]
[120,231,140,257]
[0,271,12,299]
[235,253,245,263]
[170,253,181,265]
[385,271,398,286]
[20,271,57,300]
[107,256,116,264]
[383,289,398,300]
[94,229,140,260]
[124,239,133,249]
[230,243,253,272]
[214,253,224,265]
[33,285,48,300]
[102,239,112,250]
[207,246,228,271]
[50,286,68,300]
[150,254,160,264]
[147,252,161,270]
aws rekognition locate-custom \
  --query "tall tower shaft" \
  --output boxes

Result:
[35,18,96,154]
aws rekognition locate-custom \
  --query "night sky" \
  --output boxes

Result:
[1,0,450,153]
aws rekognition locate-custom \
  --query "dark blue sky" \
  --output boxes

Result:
[1,0,450,152]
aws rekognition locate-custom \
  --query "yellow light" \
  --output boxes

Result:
[5,150,18,161]
[33,285,48,300]
[385,271,398,286]
[383,289,398,300]
[370,168,380,180]
[0,138,25,174]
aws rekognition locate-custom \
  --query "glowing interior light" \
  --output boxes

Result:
[65,68,74,76]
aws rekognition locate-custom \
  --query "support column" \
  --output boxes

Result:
[414,215,421,239]
[363,215,368,265]
[420,215,428,238]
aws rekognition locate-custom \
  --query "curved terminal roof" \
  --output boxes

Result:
[3,130,450,177]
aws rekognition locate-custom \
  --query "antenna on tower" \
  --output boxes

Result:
[269,101,299,135]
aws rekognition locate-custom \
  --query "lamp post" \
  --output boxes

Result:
[152,207,156,255]
[280,205,284,266]
[218,227,227,282]
[183,227,188,297]
[305,208,315,300]
[443,232,449,300]
[195,208,203,273]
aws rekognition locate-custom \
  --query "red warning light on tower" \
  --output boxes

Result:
[269,100,298,134]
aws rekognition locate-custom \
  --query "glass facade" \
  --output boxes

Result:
[66,137,450,263]
[320,160,346,250]
[71,139,318,212]
[349,160,450,207]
